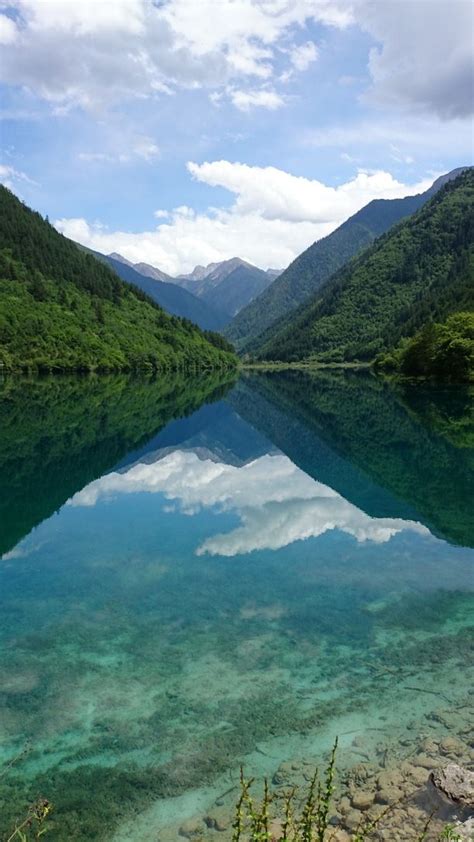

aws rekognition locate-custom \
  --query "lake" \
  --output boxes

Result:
[0,371,473,841]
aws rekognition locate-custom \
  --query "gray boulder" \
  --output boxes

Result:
[430,764,474,809]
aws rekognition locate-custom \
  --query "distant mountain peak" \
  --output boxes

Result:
[108,254,175,285]
[178,256,254,283]
[108,253,277,319]
[109,252,134,267]
[133,261,174,284]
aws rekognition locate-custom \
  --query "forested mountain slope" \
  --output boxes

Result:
[226,167,468,352]
[256,169,473,365]
[0,187,236,372]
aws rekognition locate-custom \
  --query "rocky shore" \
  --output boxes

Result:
[155,729,473,841]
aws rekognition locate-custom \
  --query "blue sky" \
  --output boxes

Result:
[0,0,472,274]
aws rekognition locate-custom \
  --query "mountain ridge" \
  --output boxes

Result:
[96,251,230,330]
[225,166,471,352]
[110,253,277,319]
[256,169,474,367]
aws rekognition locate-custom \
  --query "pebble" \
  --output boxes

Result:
[204,806,232,832]
[376,785,403,804]
[377,769,404,790]
[269,818,284,839]
[272,760,294,784]
[420,737,438,753]
[344,809,363,830]
[178,817,205,838]
[402,763,429,786]
[331,831,351,842]
[338,795,351,815]
[351,790,374,810]
[412,752,438,769]
[439,736,464,755]
[430,763,474,808]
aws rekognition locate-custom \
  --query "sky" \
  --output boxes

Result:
[0,0,473,275]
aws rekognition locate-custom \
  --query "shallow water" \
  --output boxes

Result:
[0,371,473,840]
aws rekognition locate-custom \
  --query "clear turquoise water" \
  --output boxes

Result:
[0,372,472,839]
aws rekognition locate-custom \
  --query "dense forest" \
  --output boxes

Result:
[225,168,467,352]
[255,170,473,374]
[376,311,474,380]
[0,187,236,372]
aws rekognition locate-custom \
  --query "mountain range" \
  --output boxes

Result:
[98,252,230,331]
[225,167,469,352]
[255,168,473,371]
[0,164,471,380]
[108,253,279,325]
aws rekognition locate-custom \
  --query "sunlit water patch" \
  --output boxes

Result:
[0,372,472,840]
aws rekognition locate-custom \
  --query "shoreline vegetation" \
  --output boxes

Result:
[240,312,474,383]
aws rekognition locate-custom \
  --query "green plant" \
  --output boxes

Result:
[231,740,466,842]
[232,739,358,842]
[438,826,463,841]
[7,799,53,842]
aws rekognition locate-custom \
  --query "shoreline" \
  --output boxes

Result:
[240,360,372,371]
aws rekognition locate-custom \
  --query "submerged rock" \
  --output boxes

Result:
[178,817,205,838]
[454,817,474,840]
[430,763,474,808]
[204,805,232,831]
[375,785,403,804]
[351,790,374,810]
[439,736,465,755]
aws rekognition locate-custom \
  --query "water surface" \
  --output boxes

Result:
[0,371,472,840]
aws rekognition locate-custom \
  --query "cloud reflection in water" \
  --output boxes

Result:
[70,451,429,556]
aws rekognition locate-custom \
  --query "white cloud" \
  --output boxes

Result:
[0,0,351,111]
[55,209,323,275]
[133,137,160,161]
[70,450,428,556]
[357,0,474,119]
[187,160,432,222]
[199,496,423,557]
[0,163,36,190]
[15,0,146,34]
[0,0,469,122]
[78,135,160,165]
[289,40,319,71]
[78,152,116,164]
[229,88,285,111]
[55,160,434,274]
[160,0,352,55]
[0,13,17,44]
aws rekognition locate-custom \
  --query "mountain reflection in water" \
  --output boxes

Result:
[0,370,472,841]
